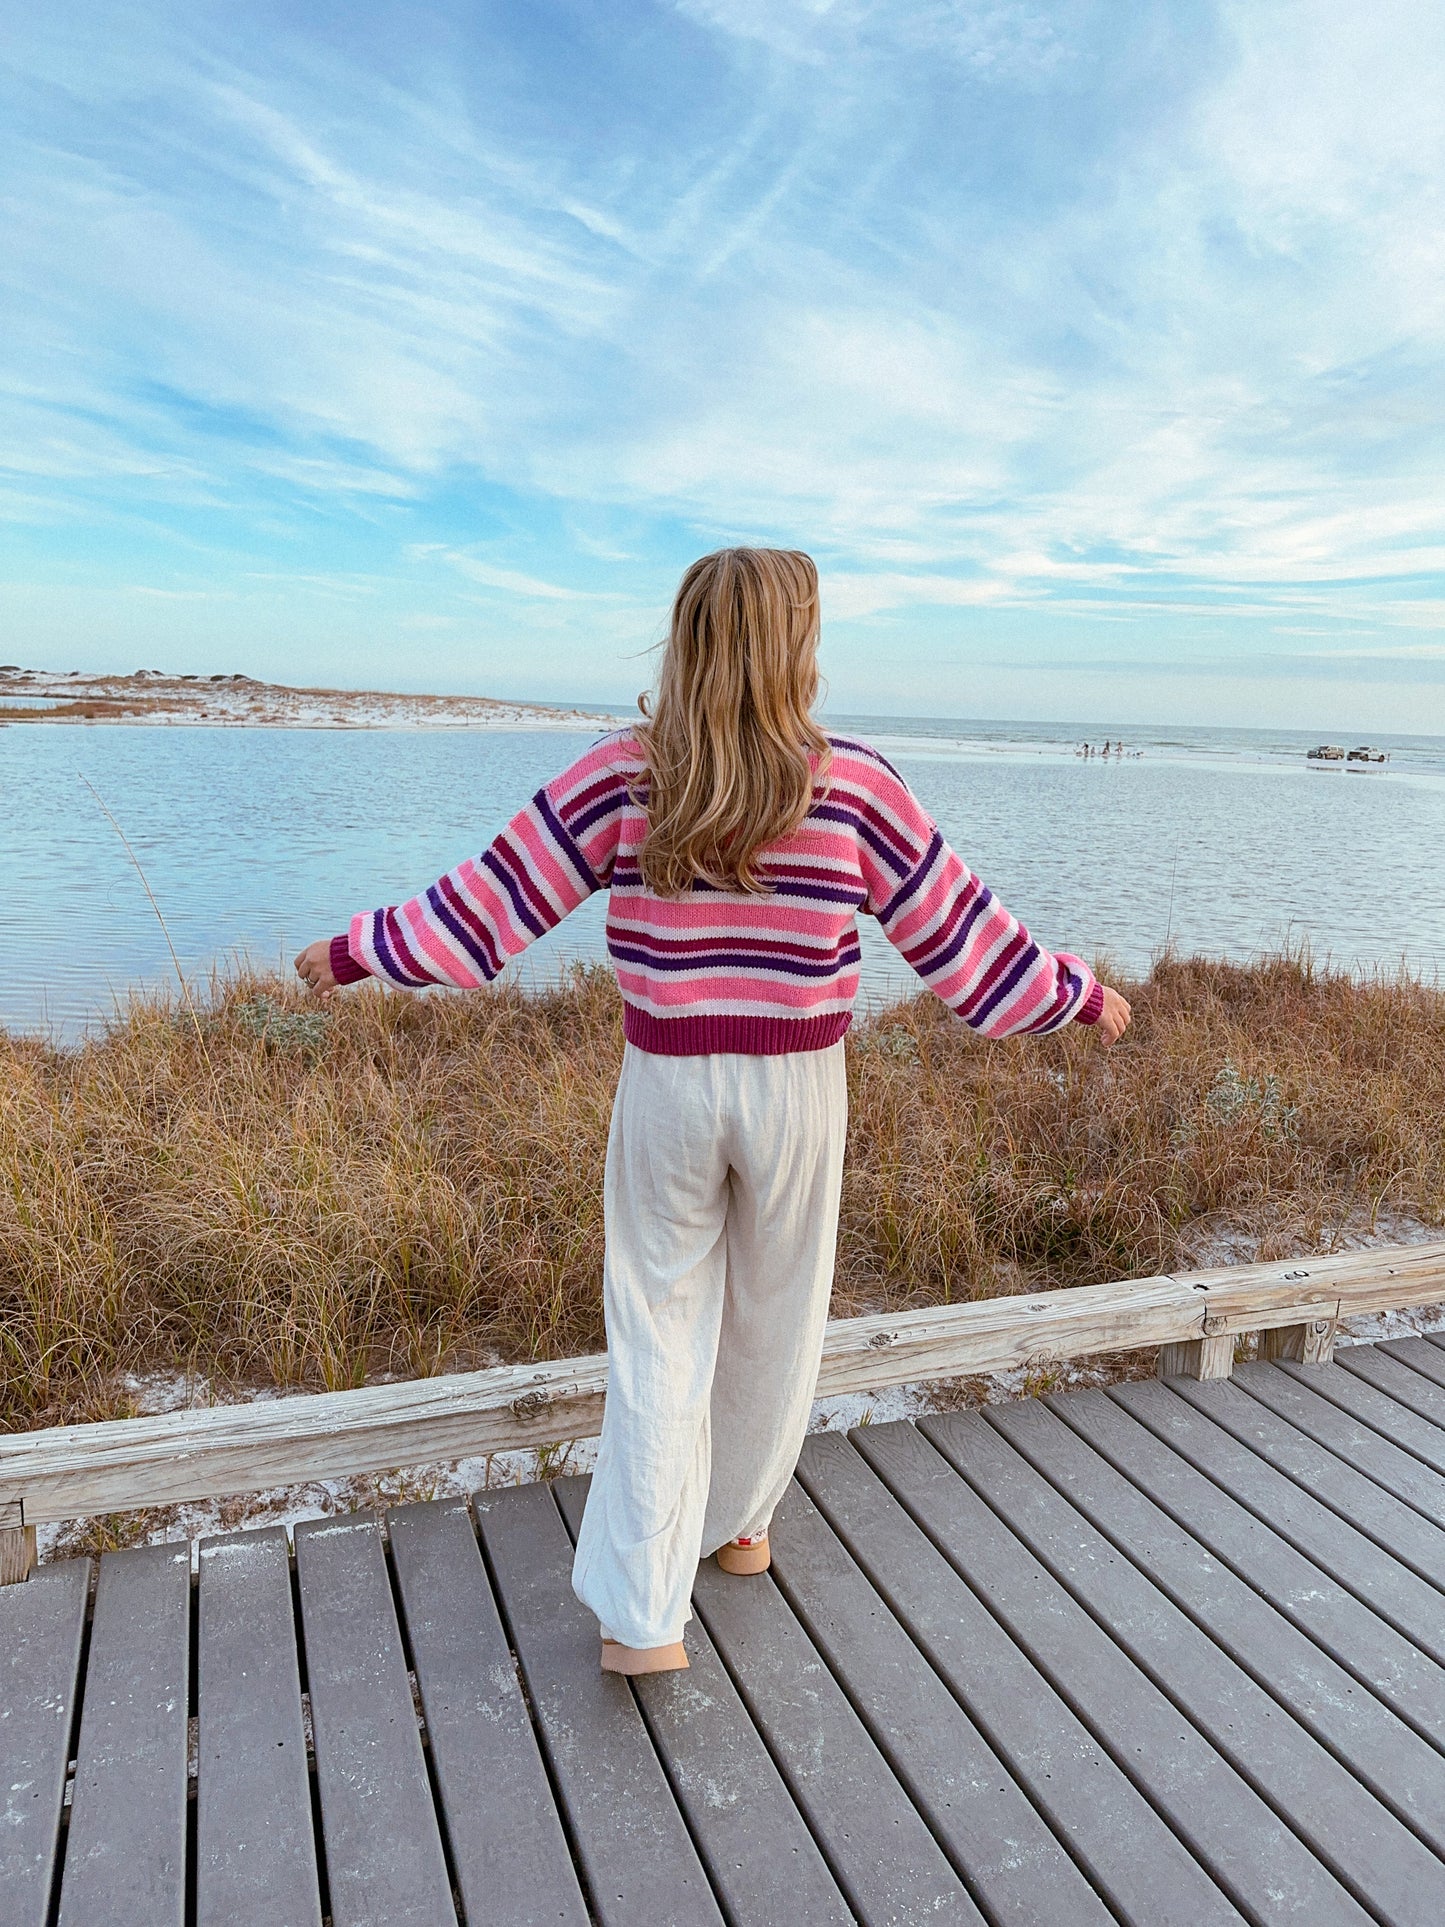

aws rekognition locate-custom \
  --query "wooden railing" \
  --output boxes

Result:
[3,1240,1443,1583]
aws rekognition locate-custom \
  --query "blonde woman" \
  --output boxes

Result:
[295,548,1131,1675]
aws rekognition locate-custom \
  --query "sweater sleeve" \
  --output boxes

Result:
[338,736,633,990]
[855,754,1101,1036]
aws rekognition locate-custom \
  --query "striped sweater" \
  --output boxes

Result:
[330,731,1103,1053]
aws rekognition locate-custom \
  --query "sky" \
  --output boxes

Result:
[2,0,1444,730]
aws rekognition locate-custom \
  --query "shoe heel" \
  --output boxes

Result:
[600,1639,689,1675]
[716,1536,770,1575]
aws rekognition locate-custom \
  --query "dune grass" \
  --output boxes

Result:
[2,954,1442,1435]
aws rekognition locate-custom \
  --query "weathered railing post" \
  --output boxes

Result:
[1156,1334,1235,1381]
[1,1501,35,1584]
[1259,1317,1337,1366]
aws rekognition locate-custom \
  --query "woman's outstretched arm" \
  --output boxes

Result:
[295,736,633,998]
[850,749,1131,1045]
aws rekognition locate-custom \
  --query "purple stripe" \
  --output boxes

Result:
[901,878,990,979]
[494,829,563,930]
[427,880,501,982]
[879,830,946,925]
[373,912,431,987]
[564,780,633,843]
[956,928,1034,1024]
[436,872,503,975]
[535,788,599,895]
[967,944,1038,1029]
[610,928,860,965]
[827,734,905,782]
[610,940,859,980]
[812,802,913,879]
[480,844,549,941]
[1023,976,1073,1034]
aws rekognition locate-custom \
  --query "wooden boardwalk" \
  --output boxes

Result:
[10,1335,1445,1925]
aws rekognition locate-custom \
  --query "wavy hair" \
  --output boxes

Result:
[636,547,829,896]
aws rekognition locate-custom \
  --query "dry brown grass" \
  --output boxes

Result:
[3,953,1442,1434]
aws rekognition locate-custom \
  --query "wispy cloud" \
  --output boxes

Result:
[1,0,1442,721]
[416,546,625,603]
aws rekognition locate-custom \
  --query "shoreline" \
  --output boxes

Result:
[0,665,625,731]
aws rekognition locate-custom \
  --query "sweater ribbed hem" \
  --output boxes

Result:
[622,1005,853,1056]
[1075,979,1105,1026]
[329,933,370,986]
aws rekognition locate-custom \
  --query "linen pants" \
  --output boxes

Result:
[571,1041,848,1649]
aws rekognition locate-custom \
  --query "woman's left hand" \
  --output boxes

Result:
[294,939,338,1000]
[1093,984,1132,1046]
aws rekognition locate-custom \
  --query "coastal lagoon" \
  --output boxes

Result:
[4,714,1444,1039]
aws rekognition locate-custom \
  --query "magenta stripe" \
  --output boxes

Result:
[622,1007,852,1055]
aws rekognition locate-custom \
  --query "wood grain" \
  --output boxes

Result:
[0,1522,36,1583]
[1157,1334,1236,1380]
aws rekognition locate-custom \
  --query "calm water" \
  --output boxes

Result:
[4,715,1443,1039]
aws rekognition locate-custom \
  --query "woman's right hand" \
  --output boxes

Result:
[1093,985,1132,1046]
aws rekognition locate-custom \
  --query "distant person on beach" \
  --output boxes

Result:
[295,548,1132,1677]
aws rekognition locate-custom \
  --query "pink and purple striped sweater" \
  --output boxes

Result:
[329,731,1103,1053]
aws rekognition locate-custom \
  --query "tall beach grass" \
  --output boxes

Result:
[3,955,1442,1434]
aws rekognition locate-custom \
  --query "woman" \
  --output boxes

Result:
[295,547,1131,1674]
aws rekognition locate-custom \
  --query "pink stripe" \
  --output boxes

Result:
[615,967,849,1009]
[512,811,587,911]
[401,900,482,987]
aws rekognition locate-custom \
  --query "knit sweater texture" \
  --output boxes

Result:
[331,731,1103,1052]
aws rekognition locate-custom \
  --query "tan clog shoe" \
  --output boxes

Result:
[716,1531,770,1575]
[600,1639,689,1675]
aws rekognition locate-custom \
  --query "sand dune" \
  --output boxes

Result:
[0,665,619,730]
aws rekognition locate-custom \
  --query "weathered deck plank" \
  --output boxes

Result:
[1279,1355,1445,1476]
[765,1473,1115,1924]
[0,1557,89,1927]
[1168,1373,1445,1589]
[293,1515,455,1927]
[923,1405,1445,1926]
[1059,1383,1445,1749]
[992,1393,1445,1859]
[1110,1378,1445,1670]
[196,1527,320,1927]
[385,1498,589,1927]
[57,1542,191,1927]
[691,1539,982,1924]
[1337,1340,1445,1428]
[1380,1334,1445,1392]
[475,1479,724,1927]
[550,1476,853,1927]
[843,1418,1356,1924]
[1234,1361,1445,1521]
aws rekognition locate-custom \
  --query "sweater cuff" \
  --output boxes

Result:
[1075,979,1105,1026]
[329,932,370,986]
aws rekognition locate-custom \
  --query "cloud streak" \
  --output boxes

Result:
[0,0,1442,722]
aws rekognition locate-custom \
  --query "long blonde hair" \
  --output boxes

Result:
[637,547,829,896]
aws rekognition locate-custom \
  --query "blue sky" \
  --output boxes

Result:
[3,0,1444,729]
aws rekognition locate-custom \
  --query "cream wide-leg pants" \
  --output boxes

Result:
[571,1041,848,1650]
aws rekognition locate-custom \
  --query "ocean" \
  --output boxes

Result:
[4,713,1443,1039]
